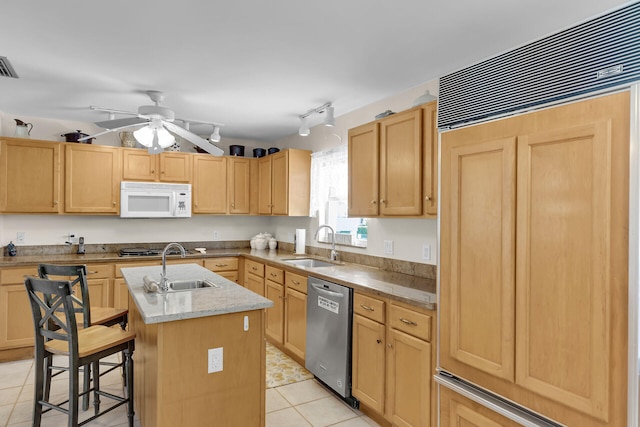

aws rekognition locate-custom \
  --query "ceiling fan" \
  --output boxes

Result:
[80,90,224,155]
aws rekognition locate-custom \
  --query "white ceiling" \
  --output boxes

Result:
[0,0,632,142]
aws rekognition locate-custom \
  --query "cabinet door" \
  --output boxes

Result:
[257,156,272,214]
[245,273,265,296]
[265,280,284,344]
[0,284,34,349]
[192,156,227,213]
[113,278,129,310]
[352,314,385,413]
[228,157,251,214]
[122,149,157,181]
[284,287,306,360]
[0,139,62,213]
[387,328,431,427]
[271,151,289,215]
[440,134,516,382]
[379,109,422,215]
[348,122,379,216]
[65,144,121,213]
[440,387,520,427]
[160,152,192,182]
[422,101,438,217]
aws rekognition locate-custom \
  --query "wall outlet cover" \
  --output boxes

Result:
[208,347,223,373]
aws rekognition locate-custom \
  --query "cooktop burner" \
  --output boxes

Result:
[118,248,187,257]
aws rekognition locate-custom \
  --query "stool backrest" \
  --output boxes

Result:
[38,264,91,327]
[24,275,79,356]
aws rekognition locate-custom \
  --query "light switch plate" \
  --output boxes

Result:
[384,240,393,255]
[422,244,431,261]
[16,232,25,244]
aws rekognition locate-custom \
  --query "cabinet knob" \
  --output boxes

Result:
[380,199,386,204]
[231,203,235,208]
[371,200,377,204]
[387,343,393,349]
[425,196,431,201]
[151,170,155,174]
[376,339,382,344]
[112,201,116,206]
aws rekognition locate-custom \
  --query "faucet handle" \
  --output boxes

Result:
[331,250,339,261]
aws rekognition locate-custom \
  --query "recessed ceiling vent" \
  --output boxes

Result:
[0,57,19,79]
[438,2,640,129]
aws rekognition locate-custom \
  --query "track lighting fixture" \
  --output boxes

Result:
[210,125,221,142]
[298,102,334,136]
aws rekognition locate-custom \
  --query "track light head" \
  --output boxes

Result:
[210,125,221,142]
[324,105,335,127]
[298,117,310,136]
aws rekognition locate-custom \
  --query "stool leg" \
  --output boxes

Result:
[42,355,52,403]
[69,362,80,427]
[82,364,90,411]
[125,347,134,427]
[92,360,101,414]
[32,351,45,427]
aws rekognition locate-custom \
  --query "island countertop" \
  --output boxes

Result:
[122,263,273,324]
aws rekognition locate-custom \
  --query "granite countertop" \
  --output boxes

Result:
[0,247,437,310]
[121,263,273,324]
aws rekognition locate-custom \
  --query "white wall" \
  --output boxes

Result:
[0,79,439,265]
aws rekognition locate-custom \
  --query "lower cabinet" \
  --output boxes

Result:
[114,261,160,310]
[203,257,239,283]
[283,272,307,360]
[244,259,265,296]
[0,266,38,350]
[439,387,521,427]
[265,265,285,344]
[352,291,435,427]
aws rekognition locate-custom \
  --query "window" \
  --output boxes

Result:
[310,145,367,248]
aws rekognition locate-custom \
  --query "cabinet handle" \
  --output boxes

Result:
[161,171,165,174]
[399,317,418,326]
[54,200,58,205]
[292,280,300,285]
[252,266,258,271]
[278,295,283,299]
[387,343,393,349]
[380,199,386,204]
[231,203,235,208]
[151,170,155,174]
[87,270,98,275]
[270,273,278,277]
[215,264,228,267]
[360,304,374,312]
[425,196,431,201]
[376,339,382,344]
[112,201,116,206]
[371,200,377,205]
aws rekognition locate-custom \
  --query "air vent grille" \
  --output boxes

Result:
[0,56,18,78]
[438,2,640,129]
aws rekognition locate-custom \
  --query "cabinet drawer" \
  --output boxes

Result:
[265,265,284,284]
[354,292,385,323]
[85,264,113,279]
[0,266,39,284]
[115,261,160,278]
[203,257,238,272]
[285,272,307,294]
[245,259,264,277]
[217,271,239,283]
[389,303,431,341]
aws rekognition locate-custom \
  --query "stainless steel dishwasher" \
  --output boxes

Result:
[306,276,357,406]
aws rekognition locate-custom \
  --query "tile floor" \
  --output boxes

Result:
[0,355,380,427]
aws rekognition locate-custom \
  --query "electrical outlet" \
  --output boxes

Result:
[384,240,393,255]
[68,232,78,244]
[213,230,219,240]
[16,232,25,244]
[208,347,223,373]
[422,244,431,261]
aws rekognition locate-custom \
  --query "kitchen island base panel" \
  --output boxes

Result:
[130,299,265,427]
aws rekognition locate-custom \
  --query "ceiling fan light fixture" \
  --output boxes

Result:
[210,125,221,142]
[133,126,154,147]
[324,105,335,127]
[298,117,310,136]
[133,125,175,148]
[156,127,176,148]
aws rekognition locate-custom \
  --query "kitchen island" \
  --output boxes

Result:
[122,263,273,427]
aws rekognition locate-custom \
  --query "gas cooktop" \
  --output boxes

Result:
[118,248,188,257]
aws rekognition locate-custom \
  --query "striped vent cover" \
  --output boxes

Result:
[0,57,18,79]
[438,2,640,129]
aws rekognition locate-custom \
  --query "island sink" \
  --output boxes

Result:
[167,279,218,291]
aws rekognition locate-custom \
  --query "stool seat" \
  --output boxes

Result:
[88,307,129,327]
[45,325,136,358]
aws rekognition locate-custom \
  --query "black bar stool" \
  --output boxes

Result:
[38,263,129,410]
[24,275,135,427]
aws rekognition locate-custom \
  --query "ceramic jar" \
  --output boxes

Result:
[268,238,277,250]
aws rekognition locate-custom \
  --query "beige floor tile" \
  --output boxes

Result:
[331,416,380,426]
[0,360,31,390]
[17,384,33,403]
[277,379,332,406]
[266,407,312,427]
[0,403,14,425]
[0,386,20,406]
[7,400,33,424]
[295,396,359,427]
[266,388,291,413]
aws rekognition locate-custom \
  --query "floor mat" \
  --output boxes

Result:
[266,342,313,388]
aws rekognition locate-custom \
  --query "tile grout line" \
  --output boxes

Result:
[4,359,33,427]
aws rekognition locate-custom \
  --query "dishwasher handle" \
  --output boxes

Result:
[310,283,345,298]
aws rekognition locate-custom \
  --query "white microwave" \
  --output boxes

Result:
[120,181,191,218]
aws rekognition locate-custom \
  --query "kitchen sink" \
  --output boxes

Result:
[167,279,218,291]
[282,258,336,268]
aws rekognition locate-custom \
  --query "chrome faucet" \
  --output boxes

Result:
[315,225,338,261]
[160,242,186,291]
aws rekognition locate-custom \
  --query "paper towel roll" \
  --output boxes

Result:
[295,229,306,254]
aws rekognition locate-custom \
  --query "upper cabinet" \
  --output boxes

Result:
[0,138,63,213]
[122,149,192,183]
[348,101,437,217]
[258,149,311,216]
[228,157,251,214]
[192,155,227,214]
[65,144,121,214]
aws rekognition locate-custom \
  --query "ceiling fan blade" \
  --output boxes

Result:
[95,117,148,129]
[163,121,223,156]
[77,122,148,141]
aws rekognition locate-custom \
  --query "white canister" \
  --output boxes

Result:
[268,238,277,250]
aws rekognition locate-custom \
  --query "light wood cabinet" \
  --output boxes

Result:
[244,259,265,296]
[352,292,435,426]
[283,272,307,360]
[258,149,311,216]
[439,387,521,427]
[440,92,629,427]
[114,260,160,310]
[192,155,227,214]
[65,144,121,213]
[0,266,39,350]
[265,265,285,344]
[122,149,192,183]
[203,257,239,283]
[228,157,251,214]
[0,138,63,213]
[82,263,113,308]
[348,102,436,217]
